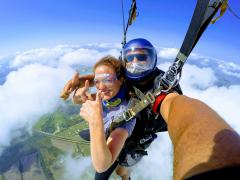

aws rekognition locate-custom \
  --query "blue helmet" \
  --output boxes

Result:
[123,38,157,81]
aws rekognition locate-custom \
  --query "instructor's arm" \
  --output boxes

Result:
[160,93,240,180]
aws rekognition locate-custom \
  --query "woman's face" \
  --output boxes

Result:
[94,65,123,100]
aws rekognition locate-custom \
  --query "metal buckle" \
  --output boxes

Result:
[145,92,155,104]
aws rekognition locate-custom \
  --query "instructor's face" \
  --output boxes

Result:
[94,65,122,100]
[125,49,150,74]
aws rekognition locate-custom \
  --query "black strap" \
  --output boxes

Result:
[161,0,225,91]
[179,0,210,59]
[176,0,224,64]
[190,0,224,54]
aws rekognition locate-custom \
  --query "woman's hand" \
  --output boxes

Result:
[60,73,95,101]
[80,91,103,125]
[73,80,95,104]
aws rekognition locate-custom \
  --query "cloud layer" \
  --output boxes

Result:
[0,64,74,147]
[0,44,239,179]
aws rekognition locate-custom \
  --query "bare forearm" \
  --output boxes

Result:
[89,121,113,172]
[79,74,94,86]
[161,94,240,179]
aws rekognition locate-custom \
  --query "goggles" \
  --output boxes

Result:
[94,73,117,87]
[125,54,149,62]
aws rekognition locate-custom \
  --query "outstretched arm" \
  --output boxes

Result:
[160,93,240,180]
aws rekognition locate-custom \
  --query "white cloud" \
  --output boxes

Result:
[1,43,240,179]
[221,69,240,78]
[59,48,102,66]
[218,61,240,78]
[59,48,120,66]
[157,47,211,67]
[219,61,240,71]
[157,63,217,91]
[11,44,121,68]
[0,63,74,147]
[62,155,93,180]
[158,48,178,59]
[12,47,68,68]
[132,133,173,179]
[188,52,209,61]
[86,42,121,49]
[181,64,217,89]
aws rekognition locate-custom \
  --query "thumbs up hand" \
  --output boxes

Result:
[80,91,104,125]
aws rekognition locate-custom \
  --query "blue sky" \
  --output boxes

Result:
[0,0,239,62]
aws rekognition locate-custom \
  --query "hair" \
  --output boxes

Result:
[93,55,125,80]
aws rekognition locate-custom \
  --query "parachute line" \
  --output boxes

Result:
[228,4,240,20]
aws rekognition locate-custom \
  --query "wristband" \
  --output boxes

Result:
[152,93,167,114]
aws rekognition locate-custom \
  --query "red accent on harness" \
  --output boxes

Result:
[152,93,167,114]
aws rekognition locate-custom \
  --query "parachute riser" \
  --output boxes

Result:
[157,0,226,93]
[120,0,138,61]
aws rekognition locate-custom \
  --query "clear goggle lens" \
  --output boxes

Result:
[94,73,117,86]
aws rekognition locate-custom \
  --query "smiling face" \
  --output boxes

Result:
[94,65,123,100]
